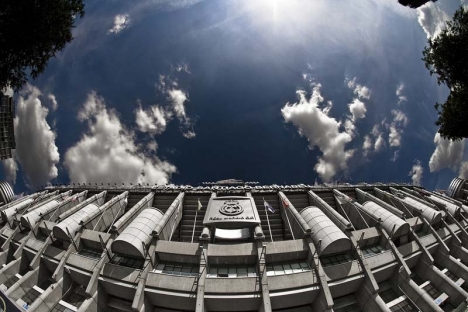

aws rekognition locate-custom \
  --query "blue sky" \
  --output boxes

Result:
[2,0,468,193]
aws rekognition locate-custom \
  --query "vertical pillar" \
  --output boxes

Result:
[305,236,334,311]
[196,233,209,312]
[132,238,157,311]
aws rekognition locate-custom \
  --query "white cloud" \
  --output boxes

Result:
[135,104,168,135]
[396,83,407,104]
[362,124,386,158]
[375,133,385,152]
[363,135,372,156]
[136,74,196,139]
[47,94,58,111]
[157,76,196,138]
[14,85,59,187]
[417,2,449,39]
[168,89,188,120]
[348,99,367,121]
[2,157,18,185]
[65,92,176,184]
[388,109,408,147]
[391,150,400,162]
[459,162,468,179]
[347,77,371,100]
[389,125,402,147]
[109,14,130,34]
[429,133,464,172]
[409,160,424,186]
[281,84,354,182]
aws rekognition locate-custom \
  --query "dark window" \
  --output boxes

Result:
[320,253,353,267]
[154,262,199,277]
[111,255,144,269]
[207,266,256,278]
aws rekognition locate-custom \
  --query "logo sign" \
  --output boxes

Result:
[219,200,244,216]
[203,196,260,228]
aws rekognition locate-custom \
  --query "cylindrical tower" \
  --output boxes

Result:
[53,203,101,241]
[361,202,409,238]
[111,208,164,259]
[447,177,468,203]
[0,181,14,205]
[300,206,351,256]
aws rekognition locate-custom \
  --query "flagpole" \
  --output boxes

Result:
[263,197,273,243]
[191,198,199,243]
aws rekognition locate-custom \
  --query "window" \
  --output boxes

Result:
[422,283,441,300]
[77,248,102,260]
[111,255,144,269]
[361,245,386,258]
[3,275,19,288]
[51,303,75,312]
[379,287,399,303]
[320,253,353,267]
[266,261,310,276]
[153,262,199,277]
[207,266,256,278]
[389,299,418,312]
[22,288,41,305]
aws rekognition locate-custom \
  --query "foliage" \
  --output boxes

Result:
[422,6,468,140]
[0,0,84,92]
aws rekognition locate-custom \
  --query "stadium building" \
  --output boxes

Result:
[0,178,468,312]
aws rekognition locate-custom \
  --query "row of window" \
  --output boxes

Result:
[154,263,199,277]
[111,255,145,269]
[320,253,353,267]
[207,266,256,278]
[361,245,386,258]
[266,261,310,276]
[152,261,311,278]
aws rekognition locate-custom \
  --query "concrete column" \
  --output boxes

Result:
[0,226,19,251]
[85,237,115,297]
[379,227,411,276]
[132,238,157,311]
[432,265,468,307]
[408,226,434,264]
[28,278,64,312]
[52,232,83,282]
[442,220,462,251]
[349,234,379,292]
[415,259,468,307]
[29,236,53,269]
[394,269,442,312]
[13,230,34,259]
[278,192,311,238]
[450,245,468,265]
[446,214,468,247]
[305,236,333,310]
[423,218,450,254]
[255,228,271,312]
[435,252,468,283]
[78,291,98,312]
[195,240,208,312]
[351,227,390,311]
[356,280,391,312]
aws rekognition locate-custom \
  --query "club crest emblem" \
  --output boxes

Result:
[219,199,244,216]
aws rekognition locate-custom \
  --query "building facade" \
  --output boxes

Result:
[0,93,16,160]
[0,180,467,311]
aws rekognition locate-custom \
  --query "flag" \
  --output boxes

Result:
[264,200,275,214]
[198,199,203,211]
[281,197,289,208]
